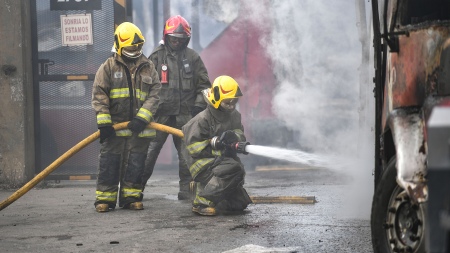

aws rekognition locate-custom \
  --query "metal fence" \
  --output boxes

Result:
[34,0,115,179]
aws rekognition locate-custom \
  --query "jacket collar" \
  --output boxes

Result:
[207,104,233,122]
[114,53,148,67]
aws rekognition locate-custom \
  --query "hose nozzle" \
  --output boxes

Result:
[211,137,250,155]
[233,141,250,155]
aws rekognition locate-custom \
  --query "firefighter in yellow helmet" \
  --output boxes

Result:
[91,22,161,212]
[182,76,252,215]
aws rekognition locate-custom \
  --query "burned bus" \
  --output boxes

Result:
[370,0,450,252]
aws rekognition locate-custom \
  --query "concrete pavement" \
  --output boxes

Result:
[0,164,372,253]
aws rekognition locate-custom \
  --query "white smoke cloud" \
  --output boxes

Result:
[234,0,374,219]
[135,0,375,219]
[267,1,361,153]
[202,0,239,23]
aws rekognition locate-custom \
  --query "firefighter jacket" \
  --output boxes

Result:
[182,104,246,179]
[92,54,161,137]
[148,44,210,116]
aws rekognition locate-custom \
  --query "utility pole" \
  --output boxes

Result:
[355,0,371,155]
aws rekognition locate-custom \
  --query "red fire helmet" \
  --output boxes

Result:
[163,15,191,40]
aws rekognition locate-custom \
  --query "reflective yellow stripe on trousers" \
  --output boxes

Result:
[96,190,118,202]
[122,188,141,198]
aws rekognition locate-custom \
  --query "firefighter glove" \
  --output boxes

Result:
[191,106,204,117]
[219,130,239,145]
[128,117,148,133]
[99,126,115,143]
[224,145,237,157]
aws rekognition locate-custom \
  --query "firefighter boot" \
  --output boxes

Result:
[191,182,216,215]
[192,205,216,216]
[124,202,144,210]
[178,182,192,200]
[95,203,110,213]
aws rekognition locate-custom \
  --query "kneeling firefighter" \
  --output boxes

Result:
[182,75,252,216]
[91,22,161,212]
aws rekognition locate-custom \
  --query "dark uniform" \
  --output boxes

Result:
[182,104,252,213]
[142,15,211,199]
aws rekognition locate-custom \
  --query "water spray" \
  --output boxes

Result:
[228,142,344,170]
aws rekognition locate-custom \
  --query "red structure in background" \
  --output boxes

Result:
[38,2,282,177]
[200,13,277,141]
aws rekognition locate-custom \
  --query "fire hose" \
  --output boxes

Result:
[0,122,183,211]
[0,123,311,211]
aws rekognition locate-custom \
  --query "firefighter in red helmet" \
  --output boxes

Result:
[91,22,161,212]
[142,15,211,200]
[182,76,252,216]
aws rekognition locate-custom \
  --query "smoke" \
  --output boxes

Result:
[266,0,374,219]
[266,1,360,154]
[134,0,375,219]
[210,0,375,219]
[202,0,239,23]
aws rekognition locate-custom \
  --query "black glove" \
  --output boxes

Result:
[128,117,148,133]
[223,145,237,157]
[219,130,239,145]
[99,126,115,143]
[191,106,204,117]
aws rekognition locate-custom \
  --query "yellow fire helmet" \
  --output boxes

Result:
[114,22,145,58]
[202,75,243,109]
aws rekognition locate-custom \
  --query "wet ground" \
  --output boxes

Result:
[0,163,373,253]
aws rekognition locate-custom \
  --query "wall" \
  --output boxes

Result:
[0,0,35,187]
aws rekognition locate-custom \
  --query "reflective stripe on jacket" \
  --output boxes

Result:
[182,104,246,178]
[92,54,161,130]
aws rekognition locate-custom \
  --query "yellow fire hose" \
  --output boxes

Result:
[0,122,183,211]
[0,122,315,210]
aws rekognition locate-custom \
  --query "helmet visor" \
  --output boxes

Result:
[167,35,188,50]
[122,44,143,58]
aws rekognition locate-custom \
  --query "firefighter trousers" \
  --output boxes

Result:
[142,115,192,191]
[193,157,252,211]
[95,134,151,208]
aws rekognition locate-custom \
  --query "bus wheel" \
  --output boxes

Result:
[371,156,426,253]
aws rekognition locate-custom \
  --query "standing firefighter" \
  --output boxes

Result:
[142,15,211,200]
[182,75,252,216]
[91,22,161,212]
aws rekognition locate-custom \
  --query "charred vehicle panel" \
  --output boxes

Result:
[371,0,450,252]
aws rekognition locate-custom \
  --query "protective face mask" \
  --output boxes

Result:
[122,44,143,59]
[219,98,238,112]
